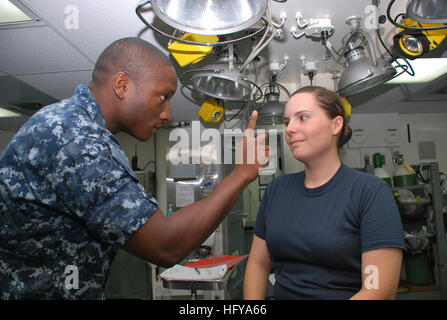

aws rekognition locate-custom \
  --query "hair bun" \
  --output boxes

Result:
[338,124,352,148]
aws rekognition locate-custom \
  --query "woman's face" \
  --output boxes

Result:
[283,92,342,163]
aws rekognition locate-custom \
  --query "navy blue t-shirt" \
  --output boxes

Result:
[254,163,405,299]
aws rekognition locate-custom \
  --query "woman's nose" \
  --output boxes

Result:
[285,121,296,134]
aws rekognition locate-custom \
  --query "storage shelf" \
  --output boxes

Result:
[392,184,426,192]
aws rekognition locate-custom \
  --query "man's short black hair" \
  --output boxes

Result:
[91,37,173,87]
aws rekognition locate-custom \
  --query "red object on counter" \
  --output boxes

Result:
[185,254,248,270]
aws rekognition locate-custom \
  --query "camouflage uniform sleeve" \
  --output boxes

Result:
[47,137,158,248]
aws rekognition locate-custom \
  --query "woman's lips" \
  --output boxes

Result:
[290,140,304,146]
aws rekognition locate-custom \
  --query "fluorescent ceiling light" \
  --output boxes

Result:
[0,107,22,117]
[0,0,33,24]
[387,58,447,84]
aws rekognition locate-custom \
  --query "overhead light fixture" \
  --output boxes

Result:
[167,2,285,103]
[337,17,396,97]
[190,60,253,101]
[392,19,447,60]
[0,0,32,24]
[257,92,285,125]
[257,73,290,125]
[406,0,447,24]
[338,46,396,96]
[387,0,447,31]
[136,0,268,46]
[180,50,262,102]
[150,0,267,35]
[387,58,447,84]
[0,107,21,117]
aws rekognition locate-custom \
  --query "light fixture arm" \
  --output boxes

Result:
[239,2,286,72]
[350,28,378,67]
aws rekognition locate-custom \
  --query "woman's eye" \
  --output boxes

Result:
[300,115,309,121]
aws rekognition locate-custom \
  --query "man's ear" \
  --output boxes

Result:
[332,115,344,136]
[112,72,131,99]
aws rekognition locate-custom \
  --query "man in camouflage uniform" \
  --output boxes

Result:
[0,37,268,299]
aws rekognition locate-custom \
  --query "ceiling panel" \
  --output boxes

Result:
[16,69,94,100]
[0,75,56,106]
[20,0,164,62]
[349,84,447,114]
[0,25,93,75]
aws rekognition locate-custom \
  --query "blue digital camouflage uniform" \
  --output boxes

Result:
[0,84,159,299]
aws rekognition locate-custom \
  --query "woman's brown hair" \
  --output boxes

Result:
[290,86,352,148]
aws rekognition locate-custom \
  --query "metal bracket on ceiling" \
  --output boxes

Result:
[290,12,335,40]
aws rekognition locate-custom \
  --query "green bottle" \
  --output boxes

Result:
[392,152,417,187]
[373,153,392,187]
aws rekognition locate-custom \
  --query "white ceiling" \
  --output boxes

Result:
[0,0,446,132]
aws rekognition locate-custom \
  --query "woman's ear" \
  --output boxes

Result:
[332,115,344,136]
[112,72,131,99]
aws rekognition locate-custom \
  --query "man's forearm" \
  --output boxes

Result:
[165,168,252,260]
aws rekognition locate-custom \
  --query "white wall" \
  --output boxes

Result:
[341,113,447,176]
[115,132,156,172]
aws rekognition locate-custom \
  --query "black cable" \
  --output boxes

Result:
[223,102,246,122]
[386,0,447,31]
[308,71,315,86]
[376,26,415,77]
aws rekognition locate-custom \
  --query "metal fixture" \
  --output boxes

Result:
[337,17,396,97]
[407,0,447,24]
[257,63,290,125]
[386,0,447,31]
[174,0,289,104]
[290,12,334,40]
[191,71,252,101]
[257,90,284,125]
[136,0,269,45]
[300,56,319,86]
[151,0,267,35]
[392,16,447,60]
[190,56,252,101]
[180,49,262,102]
